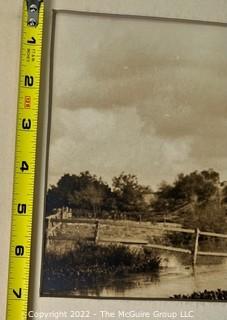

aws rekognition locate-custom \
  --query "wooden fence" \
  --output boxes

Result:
[46,213,227,265]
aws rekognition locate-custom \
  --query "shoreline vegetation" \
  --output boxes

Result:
[43,242,161,294]
[171,289,227,300]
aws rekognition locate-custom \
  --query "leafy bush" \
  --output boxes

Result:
[43,242,161,288]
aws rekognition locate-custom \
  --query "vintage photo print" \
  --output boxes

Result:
[41,11,227,300]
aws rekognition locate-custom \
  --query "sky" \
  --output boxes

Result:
[48,12,227,190]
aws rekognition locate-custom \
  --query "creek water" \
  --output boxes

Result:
[70,255,227,298]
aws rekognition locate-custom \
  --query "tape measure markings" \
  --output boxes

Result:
[6,1,44,319]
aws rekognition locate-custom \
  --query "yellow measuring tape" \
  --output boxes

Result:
[6,1,44,319]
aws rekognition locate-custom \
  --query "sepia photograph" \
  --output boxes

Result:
[41,11,227,300]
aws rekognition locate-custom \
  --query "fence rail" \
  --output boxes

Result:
[144,244,191,254]
[46,213,227,265]
[50,218,195,234]
[199,230,227,239]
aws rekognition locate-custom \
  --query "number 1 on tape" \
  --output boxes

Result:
[6,1,44,319]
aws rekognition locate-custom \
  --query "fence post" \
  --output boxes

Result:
[193,228,200,266]
[95,221,99,243]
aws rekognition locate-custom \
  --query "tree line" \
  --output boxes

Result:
[46,169,227,219]
[46,171,151,216]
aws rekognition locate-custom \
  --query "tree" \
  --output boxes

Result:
[222,185,227,204]
[153,169,220,212]
[84,185,104,215]
[46,171,113,216]
[200,169,220,184]
[46,185,65,214]
[68,179,111,216]
[112,172,151,212]
[46,174,78,214]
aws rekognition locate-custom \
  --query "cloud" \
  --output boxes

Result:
[48,13,227,187]
[48,107,193,187]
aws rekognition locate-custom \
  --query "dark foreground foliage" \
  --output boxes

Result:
[43,242,161,293]
[171,289,227,301]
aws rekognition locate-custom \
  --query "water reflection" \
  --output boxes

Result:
[42,254,227,298]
